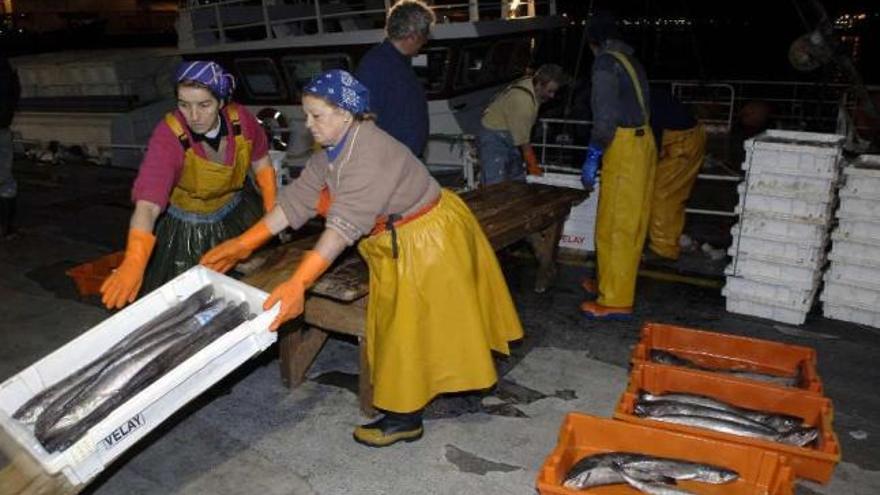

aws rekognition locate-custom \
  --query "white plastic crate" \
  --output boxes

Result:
[837,194,880,220]
[736,184,834,221]
[727,233,825,267]
[724,292,808,325]
[742,130,843,178]
[828,236,880,268]
[745,171,837,201]
[834,218,880,244]
[821,302,880,328]
[724,276,817,309]
[731,216,828,245]
[824,261,880,292]
[0,266,278,485]
[528,172,599,252]
[841,155,880,200]
[821,281,880,309]
[725,256,822,289]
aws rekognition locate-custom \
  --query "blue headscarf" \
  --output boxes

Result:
[303,69,370,115]
[175,60,236,101]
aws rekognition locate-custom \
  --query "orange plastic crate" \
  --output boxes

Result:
[65,251,125,296]
[631,322,823,394]
[536,413,794,495]
[615,363,840,483]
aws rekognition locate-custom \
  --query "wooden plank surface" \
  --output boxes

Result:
[259,182,587,302]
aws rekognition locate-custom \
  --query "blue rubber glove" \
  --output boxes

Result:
[581,145,603,190]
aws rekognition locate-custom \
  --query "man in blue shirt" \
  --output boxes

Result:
[356,0,434,157]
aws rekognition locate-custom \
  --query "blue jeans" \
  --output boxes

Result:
[478,127,525,185]
[0,128,15,199]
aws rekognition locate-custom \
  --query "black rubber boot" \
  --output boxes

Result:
[0,196,13,238]
[353,410,424,447]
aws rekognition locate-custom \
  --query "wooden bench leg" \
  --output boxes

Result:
[358,337,378,418]
[528,221,564,293]
[278,323,329,389]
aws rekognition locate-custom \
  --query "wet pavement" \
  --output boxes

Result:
[1,158,879,494]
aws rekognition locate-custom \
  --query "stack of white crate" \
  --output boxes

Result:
[821,155,880,328]
[723,130,843,325]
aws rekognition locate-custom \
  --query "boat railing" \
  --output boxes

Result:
[177,0,557,49]
[534,116,739,217]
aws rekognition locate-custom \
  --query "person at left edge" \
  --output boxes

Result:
[100,60,276,309]
[201,69,523,447]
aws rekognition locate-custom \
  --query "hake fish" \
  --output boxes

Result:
[13,286,215,425]
[35,300,237,452]
[651,350,799,387]
[617,467,696,495]
[639,392,806,433]
[635,400,782,433]
[41,301,251,452]
[563,452,737,491]
[647,414,818,447]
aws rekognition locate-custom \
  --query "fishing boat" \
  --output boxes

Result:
[11,0,569,189]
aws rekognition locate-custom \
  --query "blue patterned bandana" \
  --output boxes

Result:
[175,60,235,100]
[303,69,370,115]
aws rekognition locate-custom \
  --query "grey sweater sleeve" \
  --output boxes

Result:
[589,55,619,150]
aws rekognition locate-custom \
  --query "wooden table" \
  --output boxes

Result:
[243,181,587,416]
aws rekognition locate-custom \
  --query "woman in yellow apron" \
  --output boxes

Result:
[100,61,277,309]
[201,70,523,447]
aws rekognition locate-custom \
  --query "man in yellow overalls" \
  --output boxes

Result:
[580,12,657,320]
[100,61,277,309]
[646,84,706,261]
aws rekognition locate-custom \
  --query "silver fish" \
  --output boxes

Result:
[40,301,249,452]
[619,457,738,484]
[639,392,805,433]
[635,400,778,432]
[647,414,818,446]
[650,350,798,386]
[13,286,214,425]
[617,466,696,495]
[35,300,231,449]
[563,452,737,490]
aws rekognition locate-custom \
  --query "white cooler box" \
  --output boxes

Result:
[0,266,278,485]
[528,172,599,252]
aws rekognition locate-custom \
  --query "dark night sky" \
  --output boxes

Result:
[553,0,880,83]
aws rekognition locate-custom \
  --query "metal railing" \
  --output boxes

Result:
[533,117,740,217]
[177,0,557,48]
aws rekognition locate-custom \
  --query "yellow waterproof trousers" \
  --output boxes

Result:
[358,190,524,413]
[596,127,657,308]
[648,124,706,259]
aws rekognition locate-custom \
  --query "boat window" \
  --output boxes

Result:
[454,37,534,90]
[281,54,352,103]
[455,42,493,88]
[234,58,287,100]
[413,47,450,95]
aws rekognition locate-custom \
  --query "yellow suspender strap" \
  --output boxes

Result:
[606,51,649,121]
[164,113,191,150]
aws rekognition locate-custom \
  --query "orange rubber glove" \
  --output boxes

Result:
[523,146,543,176]
[263,250,331,331]
[100,228,156,309]
[255,165,277,213]
[200,220,273,273]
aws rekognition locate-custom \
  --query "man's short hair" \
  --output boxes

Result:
[386,0,435,40]
[533,64,570,87]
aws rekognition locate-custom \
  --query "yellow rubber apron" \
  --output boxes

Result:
[595,52,658,308]
[648,123,707,259]
[166,105,252,214]
[356,190,524,413]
